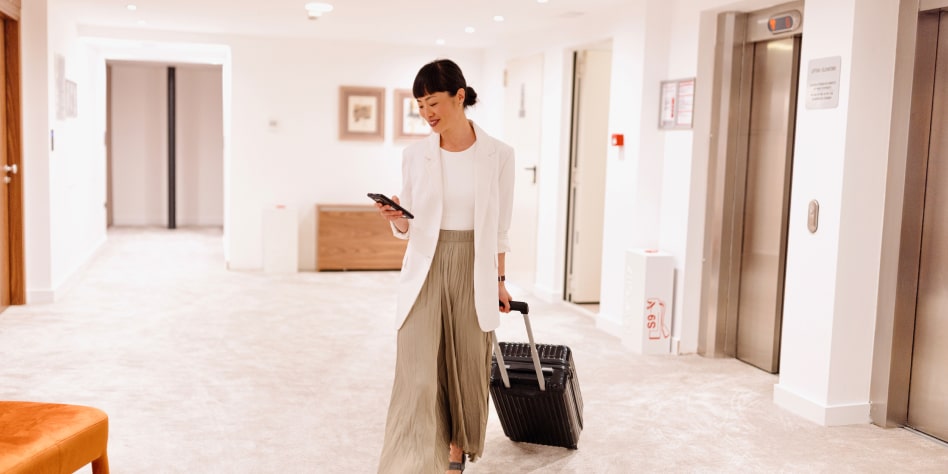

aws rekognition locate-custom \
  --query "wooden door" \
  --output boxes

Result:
[0,18,9,310]
[0,9,25,309]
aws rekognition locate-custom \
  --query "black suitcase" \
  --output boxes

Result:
[490,301,584,449]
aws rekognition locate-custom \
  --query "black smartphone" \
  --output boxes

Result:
[367,193,414,219]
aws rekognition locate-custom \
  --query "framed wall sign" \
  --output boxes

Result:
[659,78,696,130]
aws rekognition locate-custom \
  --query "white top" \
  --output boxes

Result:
[392,121,516,331]
[440,145,476,230]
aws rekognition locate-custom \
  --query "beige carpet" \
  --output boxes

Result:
[1,228,946,473]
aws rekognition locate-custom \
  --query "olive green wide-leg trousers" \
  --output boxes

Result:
[378,230,493,473]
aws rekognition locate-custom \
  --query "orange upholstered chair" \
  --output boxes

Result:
[0,401,109,474]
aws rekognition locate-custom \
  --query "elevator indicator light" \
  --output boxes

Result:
[769,15,795,33]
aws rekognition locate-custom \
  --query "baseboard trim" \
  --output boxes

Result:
[26,235,107,304]
[774,383,871,426]
[595,311,622,338]
[27,289,56,304]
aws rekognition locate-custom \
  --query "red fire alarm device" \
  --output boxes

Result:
[611,133,624,146]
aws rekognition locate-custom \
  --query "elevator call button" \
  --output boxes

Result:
[808,200,820,234]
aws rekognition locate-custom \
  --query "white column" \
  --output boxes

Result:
[775,0,901,426]
[22,0,54,302]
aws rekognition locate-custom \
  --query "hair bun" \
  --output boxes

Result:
[464,86,478,107]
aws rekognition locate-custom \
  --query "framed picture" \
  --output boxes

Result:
[393,89,430,140]
[339,86,385,141]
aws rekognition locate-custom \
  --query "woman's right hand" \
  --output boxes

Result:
[375,195,409,232]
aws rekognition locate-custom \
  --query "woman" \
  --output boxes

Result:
[376,58,515,473]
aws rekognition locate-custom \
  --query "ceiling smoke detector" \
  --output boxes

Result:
[305,2,334,20]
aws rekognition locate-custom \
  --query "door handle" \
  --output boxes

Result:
[524,165,537,184]
[4,164,16,184]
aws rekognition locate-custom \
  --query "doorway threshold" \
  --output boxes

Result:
[903,427,948,448]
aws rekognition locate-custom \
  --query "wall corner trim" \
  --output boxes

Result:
[774,383,871,427]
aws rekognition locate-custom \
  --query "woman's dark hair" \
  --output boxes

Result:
[412,59,478,107]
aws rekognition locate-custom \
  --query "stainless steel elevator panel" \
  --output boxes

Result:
[735,38,800,373]
[701,3,802,366]
[907,11,948,444]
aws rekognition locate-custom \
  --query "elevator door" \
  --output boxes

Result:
[735,37,800,373]
[907,11,948,444]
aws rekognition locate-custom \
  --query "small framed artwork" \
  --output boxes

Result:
[393,89,430,140]
[339,86,385,141]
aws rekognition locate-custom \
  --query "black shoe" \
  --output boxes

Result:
[447,454,466,472]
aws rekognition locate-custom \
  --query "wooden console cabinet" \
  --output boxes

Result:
[316,204,407,271]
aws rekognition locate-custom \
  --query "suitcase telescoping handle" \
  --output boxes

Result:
[493,300,546,392]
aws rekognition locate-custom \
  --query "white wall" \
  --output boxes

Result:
[67,27,487,271]
[222,37,486,271]
[22,0,54,299]
[23,11,487,297]
[22,2,109,302]
[48,10,110,295]
[601,1,670,328]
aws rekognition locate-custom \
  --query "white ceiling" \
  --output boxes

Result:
[49,0,630,49]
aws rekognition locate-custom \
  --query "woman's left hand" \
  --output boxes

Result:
[499,282,512,313]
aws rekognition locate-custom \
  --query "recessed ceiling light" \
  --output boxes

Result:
[127,4,137,11]
[537,0,549,3]
[493,15,505,22]
[464,26,476,33]
[305,2,334,19]
[436,39,446,46]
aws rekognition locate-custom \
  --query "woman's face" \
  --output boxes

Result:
[416,89,465,134]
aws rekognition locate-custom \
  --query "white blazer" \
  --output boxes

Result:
[391,121,515,332]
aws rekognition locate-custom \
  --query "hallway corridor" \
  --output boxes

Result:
[0,229,944,472]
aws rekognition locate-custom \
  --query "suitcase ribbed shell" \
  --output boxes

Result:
[490,342,583,449]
